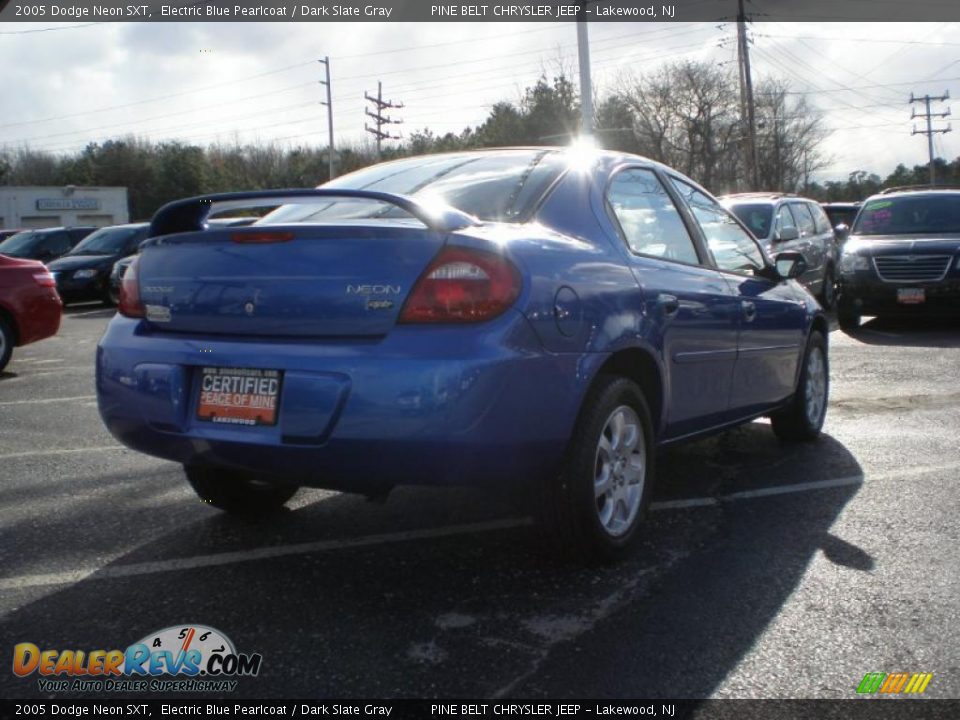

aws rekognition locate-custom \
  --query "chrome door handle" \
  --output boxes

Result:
[742,300,757,322]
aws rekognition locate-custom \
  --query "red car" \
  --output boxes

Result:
[0,254,62,372]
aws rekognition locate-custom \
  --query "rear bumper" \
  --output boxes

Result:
[839,276,960,316]
[96,313,588,491]
[14,288,61,346]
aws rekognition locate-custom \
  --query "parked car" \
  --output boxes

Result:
[722,193,838,309]
[0,226,96,263]
[821,201,861,235]
[47,223,149,306]
[96,148,829,560]
[837,188,960,329]
[0,253,62,372]
[107,218,254,304]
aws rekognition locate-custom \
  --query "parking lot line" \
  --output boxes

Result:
[0,445,124,460]
[0,518,533,591]
[0,395,96,407]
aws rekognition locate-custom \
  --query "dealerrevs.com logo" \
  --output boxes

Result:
[13,625,262,693]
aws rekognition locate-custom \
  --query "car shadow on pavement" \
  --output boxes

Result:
[842,316,960,347]
[0,426,864,700]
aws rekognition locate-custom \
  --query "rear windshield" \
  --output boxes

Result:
[0,231,41,256]
[823,206,858,228]
[727,204,773,239]
[70,226,145,255]
[259,150,566,225]
[853,195,960,235]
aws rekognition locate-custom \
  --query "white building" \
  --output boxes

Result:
[0,186,129,229]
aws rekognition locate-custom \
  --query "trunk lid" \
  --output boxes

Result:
[136,222,446,337]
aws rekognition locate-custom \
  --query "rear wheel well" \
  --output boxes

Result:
[592,349,664,436]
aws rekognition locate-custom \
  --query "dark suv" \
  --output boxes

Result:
[837,188,960,329]
[0,226,96,263]
[722,193,838,309]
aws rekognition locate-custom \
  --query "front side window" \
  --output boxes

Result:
[775,205,798,238]
[606,168,699,265]
[670,177,765,275]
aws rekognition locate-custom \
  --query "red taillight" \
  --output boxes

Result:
[118,256,145,318]
[399,246,521,324]
[230,231,294,244]
[32,271,56,288]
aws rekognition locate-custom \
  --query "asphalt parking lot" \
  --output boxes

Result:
[1,307,958,700]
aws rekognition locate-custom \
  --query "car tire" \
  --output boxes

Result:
[0,315,14,373]
[818,265,836,310]
[105,287,119,307]
[837,300,860,331]
[771,331,828,442]
[184,465,299,515]
[539,375,655,562]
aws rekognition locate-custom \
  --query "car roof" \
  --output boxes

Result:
[720,192,807,205]
[330,146,722,207]
[89,222,149,230]
[872,187,960,199]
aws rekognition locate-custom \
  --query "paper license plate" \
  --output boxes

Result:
[897,288,925,305]
[197,367,281,426]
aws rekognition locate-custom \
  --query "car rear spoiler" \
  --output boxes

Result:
[148,189,480,238]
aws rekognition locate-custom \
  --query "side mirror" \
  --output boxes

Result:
[834,224,849,242]
[774,226,800,242]
[775,251,807,280]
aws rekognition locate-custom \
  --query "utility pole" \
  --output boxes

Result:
[576,1,594,139]
[736,0,759,190]
[318,56,336,180]
[910,91,951,185]
[364,81,403,161]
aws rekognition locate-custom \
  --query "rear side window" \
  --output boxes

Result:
[670,177,765,275]
[809,203,832,234]
[792,203,817,238]
[606,168,699,265]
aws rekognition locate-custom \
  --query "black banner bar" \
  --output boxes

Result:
[3,700,960,720]
[0,0,959,23]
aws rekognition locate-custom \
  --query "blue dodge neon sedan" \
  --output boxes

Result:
[96,148,829,560]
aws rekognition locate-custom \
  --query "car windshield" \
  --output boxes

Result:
[728,204,772,239]
[258,150,567,225]
[70,226,141,255]
[0,231,42,257]
[853,195,960,235]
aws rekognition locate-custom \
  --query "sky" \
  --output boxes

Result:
[0,20,957,184]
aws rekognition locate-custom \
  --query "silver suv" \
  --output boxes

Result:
[721,193,838,309]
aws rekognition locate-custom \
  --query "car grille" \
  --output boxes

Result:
[873,255,952,282]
